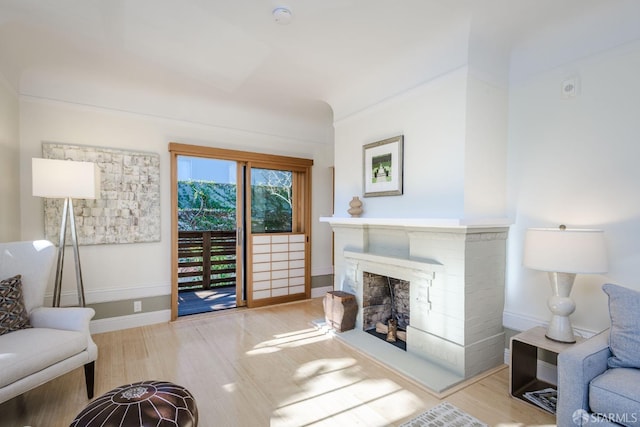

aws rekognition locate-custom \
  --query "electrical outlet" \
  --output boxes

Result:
[134,300,142,313]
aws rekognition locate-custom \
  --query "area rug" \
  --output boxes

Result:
[400,402,488,427]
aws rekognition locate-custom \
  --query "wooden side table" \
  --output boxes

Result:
[509,326,584,412]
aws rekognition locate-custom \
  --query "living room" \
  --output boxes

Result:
[2,1,640,426]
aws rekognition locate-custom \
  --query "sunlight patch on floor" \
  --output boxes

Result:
[293,357,358,381]
[272,359,425,426]
[246,346,282,355]
[222,382,237,393]
[273,328,318,339]
[247,328,330,355]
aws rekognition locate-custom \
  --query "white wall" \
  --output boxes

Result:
[0,76,20,241]
[505,39,640,334]
[333,67,468,219]
[464,75,508,220]
[19,97,334,303]
[333,66,509,222]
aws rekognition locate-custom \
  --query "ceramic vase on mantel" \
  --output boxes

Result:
[347,196,363,217]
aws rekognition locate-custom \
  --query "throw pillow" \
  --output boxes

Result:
[0,274,31,336]
[602,283,640,369]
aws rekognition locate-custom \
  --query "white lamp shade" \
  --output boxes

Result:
[523,228,608,273]
[32,158,100,199]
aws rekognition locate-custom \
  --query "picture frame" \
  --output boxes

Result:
[363,135,403,197]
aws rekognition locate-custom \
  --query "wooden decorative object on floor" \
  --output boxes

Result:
[323,291,357,332]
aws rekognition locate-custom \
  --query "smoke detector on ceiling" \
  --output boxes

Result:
[273,7,292,25]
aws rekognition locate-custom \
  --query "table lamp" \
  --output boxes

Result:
[32,158,100,307]
[523,226,607,343]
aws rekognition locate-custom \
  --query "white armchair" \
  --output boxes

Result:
[0,240,97,404]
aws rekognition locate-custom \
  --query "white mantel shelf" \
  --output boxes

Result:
[319,216,512,230]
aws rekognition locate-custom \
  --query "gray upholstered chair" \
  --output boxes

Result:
[557,284,640,427]
[0,240,97,404]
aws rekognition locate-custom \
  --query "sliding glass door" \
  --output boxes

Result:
[169,143,312,319]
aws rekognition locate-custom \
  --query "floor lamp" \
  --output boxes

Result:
[32,158,100,307]
[523,226,607,343]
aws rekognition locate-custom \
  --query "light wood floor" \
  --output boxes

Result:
[0,298,555,427]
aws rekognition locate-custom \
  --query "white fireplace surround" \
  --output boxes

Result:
[320,217,510,392]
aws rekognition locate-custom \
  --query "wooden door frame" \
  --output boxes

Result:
[169,143,313,320]
[235,161,246,308]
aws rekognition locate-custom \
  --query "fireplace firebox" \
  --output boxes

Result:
[362,272,409,350]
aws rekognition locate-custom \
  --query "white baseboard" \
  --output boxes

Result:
[502,310,547,332]
[90,309,171,334]
[73,281,333,333]
[503,310,597,339]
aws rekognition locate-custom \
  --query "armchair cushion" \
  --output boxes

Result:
[0,328,88,388]
[603,284,640,369]
[589,368,640,427]
[0,274,31,335]
[30,307,95,332]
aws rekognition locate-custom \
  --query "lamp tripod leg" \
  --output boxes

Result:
[53,197,87,307]
[68,198,86,307]
[53,198,69,307]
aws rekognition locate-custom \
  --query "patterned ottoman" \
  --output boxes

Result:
[70,380,198,427]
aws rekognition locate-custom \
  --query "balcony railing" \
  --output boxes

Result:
[178,230,236,292]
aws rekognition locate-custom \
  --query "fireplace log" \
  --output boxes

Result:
[375,321,407,342]
[387,319,397,342]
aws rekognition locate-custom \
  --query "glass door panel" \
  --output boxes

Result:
[250,168,293,233]
[176,156,243,316]
[170,142,312,316]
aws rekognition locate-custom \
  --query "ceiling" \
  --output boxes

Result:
[0,0,634,126]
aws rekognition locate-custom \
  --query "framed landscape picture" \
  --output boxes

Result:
[363,135,404,197]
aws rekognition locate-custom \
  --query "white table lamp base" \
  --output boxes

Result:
[545,272,577,343]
